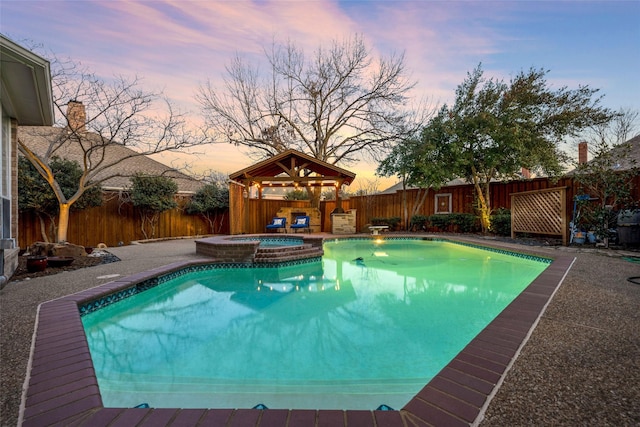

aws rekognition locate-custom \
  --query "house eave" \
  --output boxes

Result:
[1,35,54,125]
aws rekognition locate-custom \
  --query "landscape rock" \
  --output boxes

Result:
[27,241,87,257]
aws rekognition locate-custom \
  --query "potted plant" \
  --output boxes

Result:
[26,256,47,272]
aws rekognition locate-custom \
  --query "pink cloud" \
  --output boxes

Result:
[5,0,635,186]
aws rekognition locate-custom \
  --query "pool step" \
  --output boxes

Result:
[254,244,323,264]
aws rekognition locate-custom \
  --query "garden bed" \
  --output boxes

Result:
[10,251,120,282]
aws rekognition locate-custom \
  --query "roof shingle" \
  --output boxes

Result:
[18,126,203,193]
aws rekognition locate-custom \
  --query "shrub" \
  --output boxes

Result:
[410,214,429,231]
[284,189,309,200]
[386,217,401,229]
[186,182,229,234]
[490,208,512,236]
[451,213,479,233]
[428,213,479,233]
[371,216,401,229]
[428,214,452,230]
[130,174,178,239]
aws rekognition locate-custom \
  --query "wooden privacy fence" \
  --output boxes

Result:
[231,175,640,243]
[18,191,229,249]
[511,187,568,245]
[346,177,582,234]
[22,175,637,248]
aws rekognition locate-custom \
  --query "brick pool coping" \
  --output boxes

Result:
[20,238,575,427]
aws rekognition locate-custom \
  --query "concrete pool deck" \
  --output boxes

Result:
[1,235,638,426]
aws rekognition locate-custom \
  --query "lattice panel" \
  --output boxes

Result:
[511,187,567,245]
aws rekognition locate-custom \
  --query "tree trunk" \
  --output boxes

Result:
[474,181,491,234]
[410,188,430,223]
[307,187,321,209]
[216,211,226,234]
[471,169,492,233]
[149,212,160,239]
[202,212,214,234]
[37,214,50,243]
[57,203,71,242]
[139,210,149,240]
[401,179,408,230]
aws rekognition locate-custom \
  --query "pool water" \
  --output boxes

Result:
[82,239,549,410]
[231,237,304,247]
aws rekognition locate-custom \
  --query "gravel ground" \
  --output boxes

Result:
[479,249,640,426]
[1,237,639,426]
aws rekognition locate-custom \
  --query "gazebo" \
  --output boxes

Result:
[228,149,356,234]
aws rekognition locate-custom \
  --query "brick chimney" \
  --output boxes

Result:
[521,167,531,179]
[578,141,588,164]
[67,100,86,133]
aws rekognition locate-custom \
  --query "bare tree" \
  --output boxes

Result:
[586,108,638,150]
[18,56,206,243]
[197,35,425,204]
[351,177,380,226]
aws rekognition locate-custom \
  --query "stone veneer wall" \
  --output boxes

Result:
[275,207,321,232]
[331,209,357,234]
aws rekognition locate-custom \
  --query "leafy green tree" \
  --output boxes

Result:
[377,140,415,230]
[377,111,456,229]
[283,189,310,201]
[18,156,102,242]
[572,110,639,244]
[435,64,614,232]
[130,174,178,239]
[186,180,229,234]
[321,190,336,201]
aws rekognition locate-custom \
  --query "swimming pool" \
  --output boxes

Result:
[81,238,550,411]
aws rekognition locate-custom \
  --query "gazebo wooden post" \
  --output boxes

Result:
[335,179,344,212]
[242,180,250,234]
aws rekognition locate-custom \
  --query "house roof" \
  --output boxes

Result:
[610,134,640,171]
[18,126,203,193]
[378,178,470,195]
[229,149,356,187]
[0,35,54,125]
[566,134,640,175]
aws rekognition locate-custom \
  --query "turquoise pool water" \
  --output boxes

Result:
[231,237,304,247]
[82,239,549,410]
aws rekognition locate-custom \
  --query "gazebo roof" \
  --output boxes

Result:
[229,149,356,187]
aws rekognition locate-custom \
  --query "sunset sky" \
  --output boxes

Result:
[2,1,639,190]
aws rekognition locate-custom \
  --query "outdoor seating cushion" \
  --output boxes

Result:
[266,217,286,229]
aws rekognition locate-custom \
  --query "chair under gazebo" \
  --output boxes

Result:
[228,149,356,234]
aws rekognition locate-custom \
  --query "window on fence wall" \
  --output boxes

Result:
[435,193,452,214]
